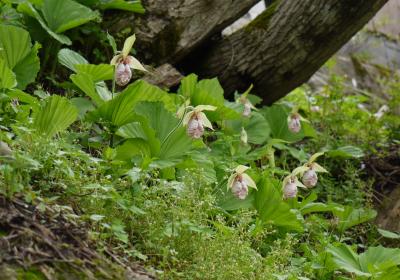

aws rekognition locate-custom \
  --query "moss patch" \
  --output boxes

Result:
[246,0,281,31]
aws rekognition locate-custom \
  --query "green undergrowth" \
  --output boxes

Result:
[1,2,400,279]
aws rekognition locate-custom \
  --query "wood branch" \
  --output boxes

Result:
[187,0,389,104]
[106,0,259,64]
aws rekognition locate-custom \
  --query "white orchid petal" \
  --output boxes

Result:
[309,152,324,163]
[248,102,258,110]
[182,111,194,126]
[296,179,308,189]
[110,54,122,65]
[176,104,187,119]
[242,174,257,190]
[292,166,309,176]
[194,105,217,112]
[282,175,292,187]
[122,34,136,58]
[312,163,328,173]
[227,174,236,191]
[198,112,213,130]
[127,56,147,72]
[299,115,310,123]
[235,165,249,174]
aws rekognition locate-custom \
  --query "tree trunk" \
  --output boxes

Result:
[107,0,259,64]
[108,0,389,104]
[186,0,389,104]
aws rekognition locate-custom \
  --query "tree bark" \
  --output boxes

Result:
[107,0,259,64]
[107,0,389,104]
[186,0,389,104]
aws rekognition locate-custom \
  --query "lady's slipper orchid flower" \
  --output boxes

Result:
[287,110,310,134]
[110,34,147,86]
[288,113,301,133]
[292,152,328,188]
[282,175,307,199]
[182,105,216,139]
[227,165,257,200]
[242,99,256,117]
[236,85,257,117]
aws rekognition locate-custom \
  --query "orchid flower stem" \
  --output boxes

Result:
[161,107,187,148]
[111,68,116,99]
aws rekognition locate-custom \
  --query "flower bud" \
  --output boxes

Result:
[187,115,204,139]
[240,127,248,145]
[302,168,318,188]
[115,63,132,86]
[283,178,298,199]
[231,175,248,200]
[288,113,301,133]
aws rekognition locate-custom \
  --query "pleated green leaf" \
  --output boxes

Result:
[33,95,78,138]
[0,24,40,89]
[42,0,99,33]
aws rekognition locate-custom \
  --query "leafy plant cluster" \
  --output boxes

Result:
[1,2,400,279]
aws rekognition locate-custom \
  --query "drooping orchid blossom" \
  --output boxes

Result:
[227,165,257,200]
[291,152,328,188]
[110,34,147,86]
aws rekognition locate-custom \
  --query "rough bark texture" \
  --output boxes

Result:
[107,0,389,104]
[187,0,389,104]
[107,0,259,64]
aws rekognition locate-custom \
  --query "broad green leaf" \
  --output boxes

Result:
[20,3,72,45]
[178,73,198,98]
[0,5,23,27]
[0,58,16,89]
[42,0,98,33]
[196,78,224,103]
[159,125,192,159]
[188,151,217,184]
[333,206,377,233]
[98,0,145,13]
[300,202,343,215]
[115,139,152,161]
[88,80,174,127]
[219,191,255,211]
[327,146,364,159]
[58,48,88,72]
[378,229,400,239]
[254,177,304,232]
[116,122,148,140]
[134,102,192,159]
[70,97,95,119]
[327,244,368,276]
[244,112,270,144]
[12,42,40,89]
[33,95,78,137]
[0,24,30,69]
[116,116,161,158]
[95,82,112,102]
[8,89,40,110]
[261,104,316,142]
[0,24,40,89]
[75,64,114,82]
[359,246,400,273]
[71,72,103,106]
[328,244,400,277]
